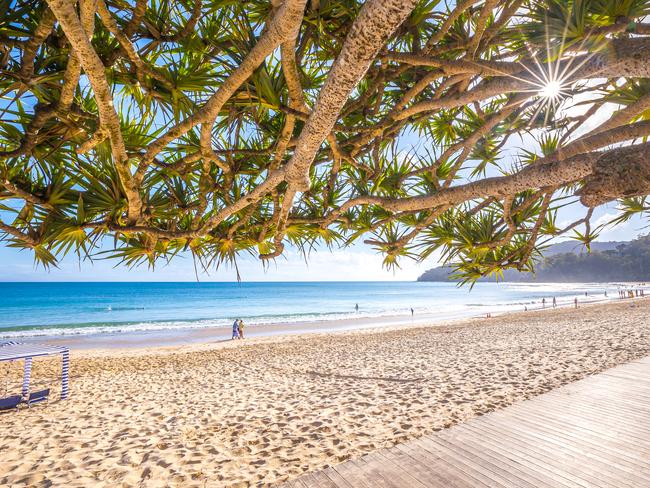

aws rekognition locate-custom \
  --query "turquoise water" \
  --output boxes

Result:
[0,281,617,339]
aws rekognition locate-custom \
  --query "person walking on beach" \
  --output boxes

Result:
[542,297,546,309]
[232,319,240,340]
[552,297,557,308]
[237,319,244,339]
[574,297,578,309]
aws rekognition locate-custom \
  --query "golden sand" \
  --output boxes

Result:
[1,299,649,487]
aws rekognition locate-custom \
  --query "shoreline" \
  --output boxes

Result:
[11,284,637,350]
[1,299,649,486]
[79,294,646,359]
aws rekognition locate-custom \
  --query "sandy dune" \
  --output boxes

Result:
[1,299,649,487]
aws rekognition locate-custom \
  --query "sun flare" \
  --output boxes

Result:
[539,80,562,99]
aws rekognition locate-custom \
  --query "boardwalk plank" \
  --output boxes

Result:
[442,423,580,488]
[420,434,525,488]
[331,458,374,488]
[380,445,450,488]
[369,450,431,488]
[502,416,648,484]
[460,421,587,488]
[321,467,354,488]
[535,395,650,425]
[394,438,472,488]
[278,357,650,488]
[431,426,549,488]
[299,472,331,488]
[410,436,501,487]
[473,415,638,488]
[351,456,397,488]
[507,403,650,464]
[403,437,494,487]
[532,389,650,417]
[527,396,650,443]
[464,421,618,488]
[308,470,339,488]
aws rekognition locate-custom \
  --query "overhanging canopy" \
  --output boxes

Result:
[0,341,69,400]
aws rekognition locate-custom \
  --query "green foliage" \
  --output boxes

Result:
[1,0,649,282]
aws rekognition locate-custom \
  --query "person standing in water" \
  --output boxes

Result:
[410,308,414,317]
[355,303,359,312]
[542,297,546,308]
[552,297,557,308]
[238,319,245,339]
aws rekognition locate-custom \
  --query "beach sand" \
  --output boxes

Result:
[1,299,649,487]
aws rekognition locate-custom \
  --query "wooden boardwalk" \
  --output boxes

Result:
[280,356,650,488]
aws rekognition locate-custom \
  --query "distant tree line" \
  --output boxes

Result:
[418,235,650,283]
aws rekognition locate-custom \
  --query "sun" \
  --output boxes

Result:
[538,80,562,99]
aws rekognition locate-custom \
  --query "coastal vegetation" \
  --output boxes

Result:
[418,235,650,282]
[2,0,650,281]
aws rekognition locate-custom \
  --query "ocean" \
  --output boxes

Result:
[0,281,622,341]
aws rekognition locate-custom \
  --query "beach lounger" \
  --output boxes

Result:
[0,395,22,412]
[26,388,50,407]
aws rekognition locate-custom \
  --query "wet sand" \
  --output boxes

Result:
[32,292,616,350]
[1,298,649,487]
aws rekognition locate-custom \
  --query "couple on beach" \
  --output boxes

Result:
[232,319,245,340]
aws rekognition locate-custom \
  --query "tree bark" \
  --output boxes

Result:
[284,0,421,191]
[140,0,308,168]
[579,145,650,207]
[395,38,650,121]
[46,0,144,225]
[344,143,650,214]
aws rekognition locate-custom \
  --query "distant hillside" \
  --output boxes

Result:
[417,237,650,282]
[541,240,622,255]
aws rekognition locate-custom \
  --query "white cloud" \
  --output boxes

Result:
[594,211,622,228]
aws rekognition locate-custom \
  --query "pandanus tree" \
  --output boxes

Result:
[1,0,650,281]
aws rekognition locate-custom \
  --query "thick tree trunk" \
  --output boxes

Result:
[284,0,421,190]
[46,0,143,224]
[368,143,650,214]
[579,145,650,207]
[199,0,421,234]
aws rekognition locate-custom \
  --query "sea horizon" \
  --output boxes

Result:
[0,280,633,343]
